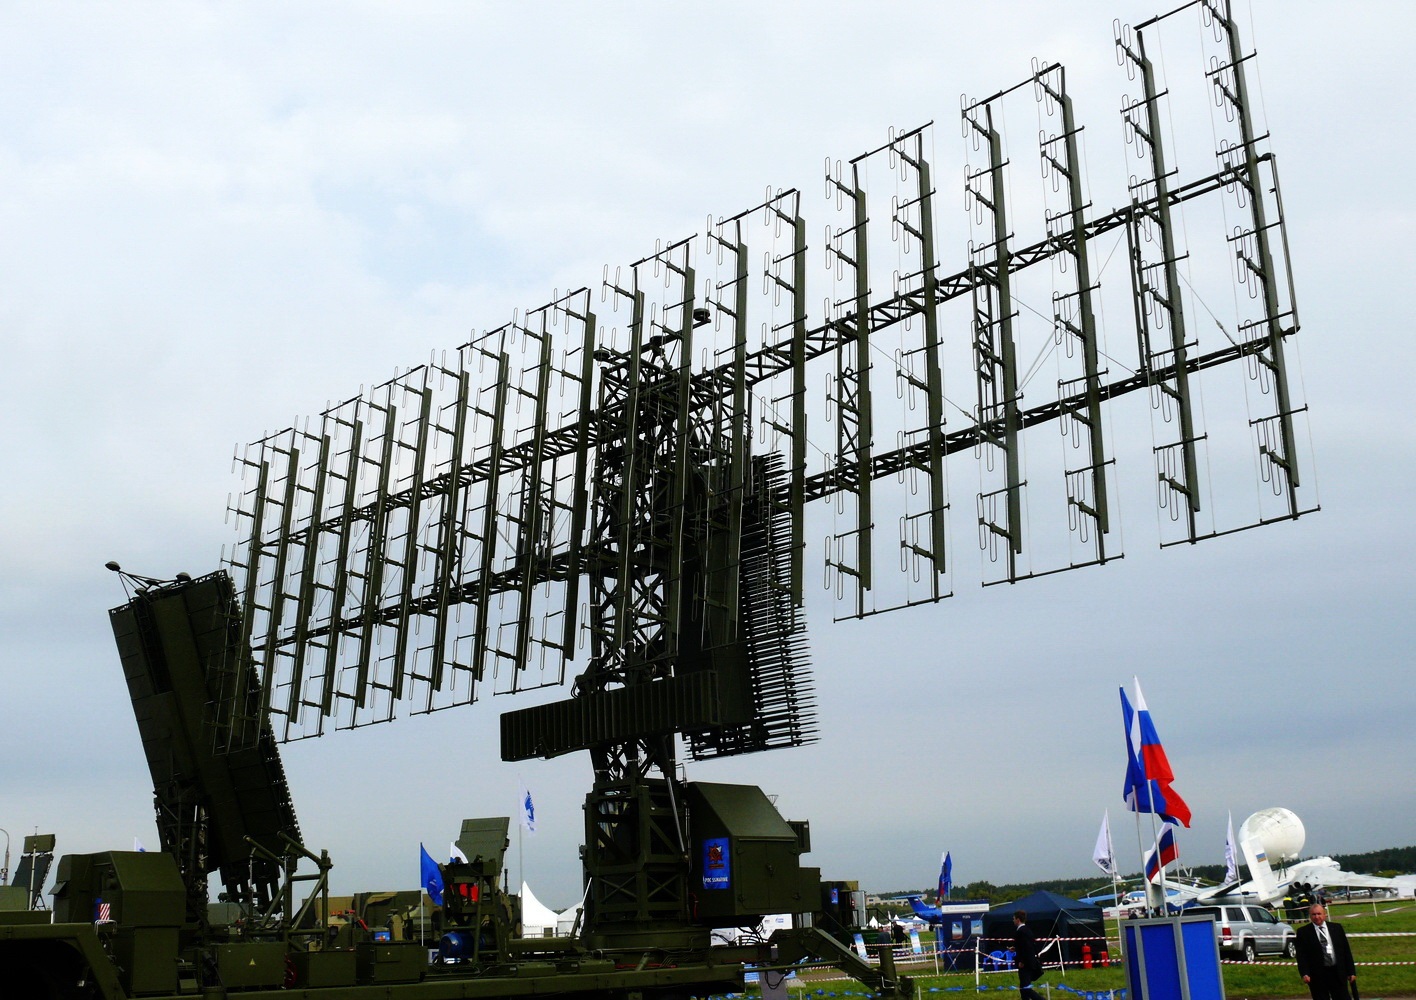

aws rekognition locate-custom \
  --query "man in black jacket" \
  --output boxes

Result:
[1294,903,1356,1000]
[1012,910,1046,1000]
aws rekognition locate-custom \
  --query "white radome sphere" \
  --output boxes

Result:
[1239,807,1306,863]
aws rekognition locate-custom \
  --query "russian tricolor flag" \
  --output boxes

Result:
[1120,679,1191,828]
[1144,822,1181,881]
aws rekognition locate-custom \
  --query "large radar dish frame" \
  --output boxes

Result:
[221,0,1314,947]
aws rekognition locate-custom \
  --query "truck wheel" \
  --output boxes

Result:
[1285,939,1297,959]
[1242,941,1257,963]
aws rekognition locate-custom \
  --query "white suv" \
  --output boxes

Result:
[1186,903,1296,962]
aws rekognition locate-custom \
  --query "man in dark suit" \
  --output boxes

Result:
[1012,910,1046,1000]
[1294,903,1356,1000]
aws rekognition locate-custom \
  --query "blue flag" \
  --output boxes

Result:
[520,783,537,835]
[937,851,952,900]
[420,843,444,906]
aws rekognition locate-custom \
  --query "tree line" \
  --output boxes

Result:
[879,845,1415,906]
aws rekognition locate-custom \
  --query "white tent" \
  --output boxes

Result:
[519,882,561,939]
[555,903,581,936]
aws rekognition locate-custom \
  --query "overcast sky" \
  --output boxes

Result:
[2,1,1412,910]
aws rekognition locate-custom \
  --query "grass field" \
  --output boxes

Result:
[756,901,1415,1000]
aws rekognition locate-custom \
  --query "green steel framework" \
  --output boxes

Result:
[216,0,1315,957]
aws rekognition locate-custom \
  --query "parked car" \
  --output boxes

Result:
[1186,903,1296,962]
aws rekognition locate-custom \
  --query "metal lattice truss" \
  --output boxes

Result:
[224,0,1313,747]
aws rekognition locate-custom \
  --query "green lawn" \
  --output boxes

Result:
[758,901,1416,1000]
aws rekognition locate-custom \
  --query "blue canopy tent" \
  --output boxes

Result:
[980,890,1107,964]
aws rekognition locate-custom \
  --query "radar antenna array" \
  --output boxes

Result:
[221,0,1313,939]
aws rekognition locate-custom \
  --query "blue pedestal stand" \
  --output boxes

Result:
[1121,916,1224,1000]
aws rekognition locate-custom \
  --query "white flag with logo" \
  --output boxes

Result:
[1092,810,1117,876]
[1223,811,1238,884]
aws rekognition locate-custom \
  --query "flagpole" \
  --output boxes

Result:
[1111,862,1122,959]
[1147,810,1163,915]
[1135,676,1161,914]
[1104,810,1122,960]
[1133,678,1166,915]
[1130,807,1148,921]
[1123,681,1148,915]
